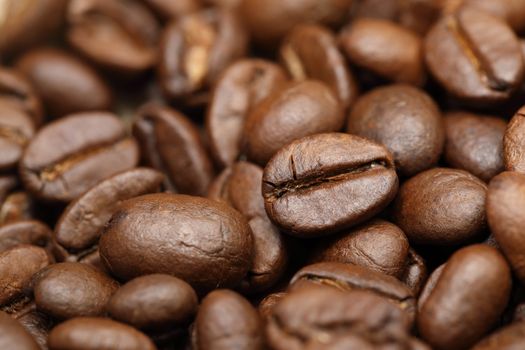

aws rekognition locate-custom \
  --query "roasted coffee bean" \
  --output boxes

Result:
[144,0,201,20]
[425,7,524,104]
[0,192,34,225]
[347,84,444,176]
[239,0,352,49]
[280,24,358,108]
[67,0,160,75]
[262,133,398,237]
[289,262,416,324]
[0,310,39,350]
[471,322,525,350]
[195,290,263,350]
[418,244,511,350]
[107,274,197,330]
[99,193,253,293]
[19,112,139,202]
[0,0,68,58]
[242,81,344,166]
[0,176,17,203]
[503,106,525,173]
[208,161,287,294]
[340,18,425,86]
[206,59,288,168]
[266,287,418,350]
[0,220,52,253]
[158,8,247,101]
[487,171,525,284]
[32,262,118,320]
[133,104,214,195]
[0,68,43,127]
[48,317,156,350]
[0,103,34,171]
[401,249,428,296]
[393,168,487,245]
[258,292,286,322]
[444,111,506,181]
[12,304,53,350]
[0,245,51,309]
[15,48,112,118]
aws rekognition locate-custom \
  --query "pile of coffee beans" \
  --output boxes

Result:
[3,0,525,349]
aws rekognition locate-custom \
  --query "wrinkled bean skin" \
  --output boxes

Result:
[444,111,506,181]
[107,274,198,330]
[393,168,487,245]
[504,106,525,173]
[417,245,511,350]
[206,59,288,168]
[32,262,118,320]
[15,48,113,118]
[47,317,157,350]
[263,133,398,237]
[195,290,264,350]
[133,104,214,196]
[19,112,139,202]
[487,171,525,284]
[0,311,40,350]
[347,84,444,177]
[99,193,253,293]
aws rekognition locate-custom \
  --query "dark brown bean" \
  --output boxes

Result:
[401,248,428,296]
[0,310,39,350]
[258,292,286,322]
[0,220,52,253]
[67,0,160,75]
[263,133,398,237]
[0,192,34,225]
[158,8,247,101]
[133,104,214,195]
[340,18,425,86]
[206,59,288,168]
[107,274,197,330]
[242,81,344,165]
[417,244,511,350]
[472,322,525,350]
[0,68,43,127]
[425,7,524,104]
[48,317,156,350]
[280,24,358,108]
[487,171,525,284]
[444,111,506,181]
[33,262,118,319]
[12,304,53,350]
[19,112,139,202]
[0,103,34,171]
[99,193,253,293]
[347,84,444,177]
[195,290,264,350]
[393,168,487,245]
[504,106,525,173]
[15,48,112,118]
[144,0,201,20]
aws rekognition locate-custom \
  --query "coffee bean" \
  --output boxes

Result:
[266,287,416,350]
[0,245,51,308]
[206,59,288,168]
[393,168,487,245]
[444,111,506,181]
[289,262,416,324]
[340,18,425,86]
[15,48,113,118]
[12,304,53,350]
[471,322,525,350]
[0,310,40,350]
[347,84,444,176]
[487,171,525,284]
[503,106,525,173]
[99,193,253,293]
[401,249,428,296]
[48,317,156,350]
[258,292,286,322]
[133,104,214,195]
[144,0,201,20]
[107,274,197,330]
[0,68,43,126]
[0,192,34,225]
[280,24,358,108]
[0,220,52,253]
[195,290,264,350]
[418,244,511,350]
[208,161,287,294]
[425,7,524,104]
[262,133,398,236]
[158,8,247,101]
[239,0,352,49]
[32,262,118,319]
[19,112,139,202]
[67,0,160,76]
[0,103,34,171]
